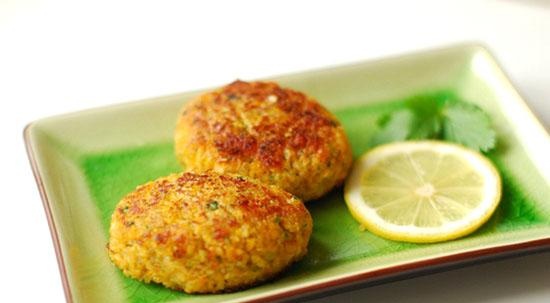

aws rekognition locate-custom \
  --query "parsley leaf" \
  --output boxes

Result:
[370,94,496,153]
[443,102,496,152]
[406,95,444,140]
[370,109,415,146]
[207,200,219,210]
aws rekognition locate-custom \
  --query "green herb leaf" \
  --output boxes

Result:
[370,110,415,146]
[442,102,496,152]
[207,200,219,210]
[406,95,446,140]
[370,94,496,153]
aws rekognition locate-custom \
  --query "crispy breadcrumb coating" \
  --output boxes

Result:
[174,80,353,201]
[108,172,312,293]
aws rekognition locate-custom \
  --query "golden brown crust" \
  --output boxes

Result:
[175,80,353,201]
[108,172,312,293]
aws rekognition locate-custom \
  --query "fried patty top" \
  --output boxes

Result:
[175,80,352,201]
[108,172,312,293]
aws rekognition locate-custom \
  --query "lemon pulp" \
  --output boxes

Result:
[344,141,501,243]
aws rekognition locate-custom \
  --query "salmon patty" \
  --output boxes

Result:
[174,80,353,201]
[108,172,312,293]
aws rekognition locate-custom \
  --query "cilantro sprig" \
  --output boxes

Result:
[370,94,496,153]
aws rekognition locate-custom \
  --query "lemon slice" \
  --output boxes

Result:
[344,141,501,243]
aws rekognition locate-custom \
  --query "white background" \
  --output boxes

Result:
[1,0,549,302]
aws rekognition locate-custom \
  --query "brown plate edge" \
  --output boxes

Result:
[24,123,74,303]
[259,238,550,303]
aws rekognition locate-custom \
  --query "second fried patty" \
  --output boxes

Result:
[108,172,312,293]
[174,80,353,201]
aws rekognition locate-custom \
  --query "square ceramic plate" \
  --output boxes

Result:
[25,44,550,303]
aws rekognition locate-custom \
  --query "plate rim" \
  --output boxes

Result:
[24,43,550,303]
[242,238,550,303]
[24,123,73,303]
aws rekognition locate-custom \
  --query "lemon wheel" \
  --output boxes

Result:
[344,141,501,243]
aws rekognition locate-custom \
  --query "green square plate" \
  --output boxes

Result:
[25,44,550,303]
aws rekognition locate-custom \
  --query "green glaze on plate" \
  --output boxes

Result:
[25,44,550,303]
